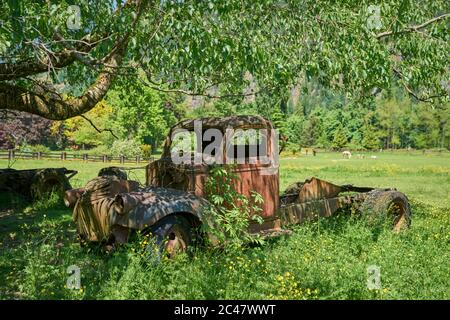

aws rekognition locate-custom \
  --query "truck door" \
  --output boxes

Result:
[225,126,280,230]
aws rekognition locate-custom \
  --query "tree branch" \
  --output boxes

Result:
[141,77,265,99]
[376,13,449,39]
[393,68,449,103]
[0,35,101,81]
[0,0,137,81]
[0,38,125,119]
[146,84,261,99]
[80,115,118,139]
[0,0,146,120]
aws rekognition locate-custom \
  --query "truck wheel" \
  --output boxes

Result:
[30,168,72,199]
[360,190,411,232]
[148,215,192,259]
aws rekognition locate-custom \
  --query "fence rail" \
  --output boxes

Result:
[0,149,151,164]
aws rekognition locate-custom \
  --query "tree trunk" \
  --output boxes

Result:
[0,38,127,120]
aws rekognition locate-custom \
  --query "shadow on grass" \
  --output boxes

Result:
[0,191,74,247]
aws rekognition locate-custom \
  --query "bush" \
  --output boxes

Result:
[18,142,51,153]
[110,139,143,158]
[141,144,152,159]
[30,144,51,153]
[202,166,264,249]
[286,142,301,155]
[85,145,112,156]
[26,191,63,213]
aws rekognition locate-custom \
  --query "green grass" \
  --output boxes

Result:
[0,151,449,299]
[280,151,450,206]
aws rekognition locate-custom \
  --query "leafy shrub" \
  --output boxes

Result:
[110,139,143,158]
[29,144,51,153]
[140,144,152,159]
[202,165,264,249]
[18,141,31,152]
[25,191,63,213]
[85,145,112,156]
[286,142,301,155]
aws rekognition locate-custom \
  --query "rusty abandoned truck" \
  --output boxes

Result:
[65,115,411,255]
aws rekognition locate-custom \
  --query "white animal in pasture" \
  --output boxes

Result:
[342,151,352,159]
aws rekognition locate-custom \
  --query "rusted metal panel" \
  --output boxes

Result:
[279,177,372,226]
[297,177,343,202]
[146,160,280,223]
[229,164,279,218]
[71,174,209,242]
[226,124,279,221]
[64,188,84,208]
[110,187,208,230]
[279,193,368,226]
[71,176,140,242]
[146,159,197,191]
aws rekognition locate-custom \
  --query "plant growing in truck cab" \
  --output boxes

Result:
[202,165,264,249]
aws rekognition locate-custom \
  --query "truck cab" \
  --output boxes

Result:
[146,115,281,232]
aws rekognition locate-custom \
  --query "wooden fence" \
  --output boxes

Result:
[0,149,152,164]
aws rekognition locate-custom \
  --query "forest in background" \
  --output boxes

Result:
[1,78,448,157]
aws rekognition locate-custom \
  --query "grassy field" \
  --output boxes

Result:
[0,151,449,299]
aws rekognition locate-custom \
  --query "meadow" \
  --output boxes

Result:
[0,151,449,299]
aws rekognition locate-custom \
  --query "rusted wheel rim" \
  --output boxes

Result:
[164,230,187,257]
[392,201,408,232]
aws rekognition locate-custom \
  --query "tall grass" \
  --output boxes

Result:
[1,199,448,300]
[0,152,449,300]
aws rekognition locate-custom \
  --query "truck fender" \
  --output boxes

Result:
[110,187,210,230]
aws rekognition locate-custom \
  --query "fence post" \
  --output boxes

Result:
[61,152,66,161]
[83,154,88,161]
[8,149,15,161]
[102,155,106,163]
[120,156,125,164]
[38,151,42,160]
[136,155,140,164]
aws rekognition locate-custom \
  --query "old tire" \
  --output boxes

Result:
[30,168,72,200]
[360,190,411,232]
[147,215,192,260]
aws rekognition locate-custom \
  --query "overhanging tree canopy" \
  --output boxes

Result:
[0,0,448,120]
